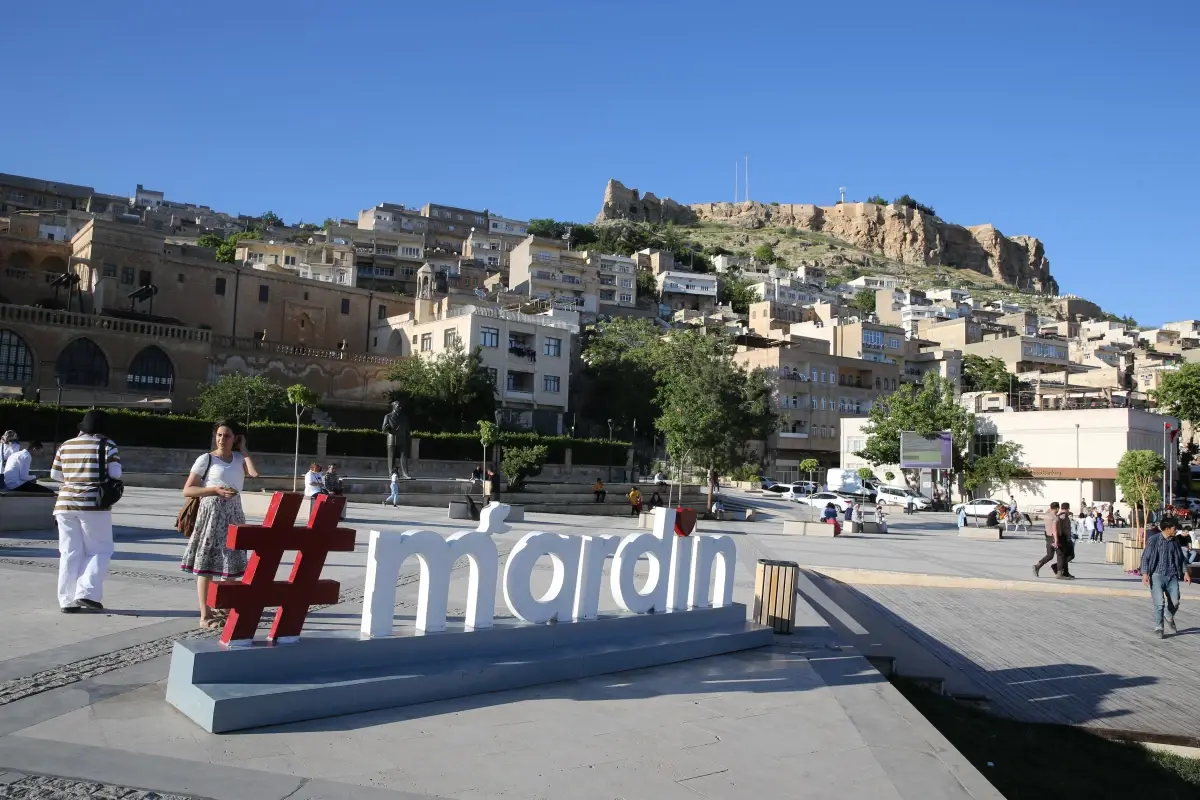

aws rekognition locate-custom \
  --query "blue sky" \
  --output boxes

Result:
[3,1,1194,324]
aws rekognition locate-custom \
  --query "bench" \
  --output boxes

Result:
[0,490,57,532]
[782,520,839,537]
[959,526,1003,540]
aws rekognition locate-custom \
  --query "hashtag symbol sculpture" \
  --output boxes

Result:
[209,492,356,646]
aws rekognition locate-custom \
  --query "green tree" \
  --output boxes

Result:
[195,374,290,423]
[892,195,936,216]
[1152,363,1200,442]
[322,217,337,230]
[856,373,974,488]
[850,289,876,314]
[636,270,660,303]
[286,384,321,491]
[799,458,821,487]
[261,210,284,228]
[718,271,761,314]
[961,354,1017,394]
[753,243,775,262]
[579,317,660,438]
[385,341,497,432]
[856,467,876,483]
[651,329,777,506]
[1117,449,1166,544]
[196,233,225,250]
[207,230,259,264]
[478,419,500,476]
[866,195,888,206]
[962,441,1030,497]
[500,445,548,490]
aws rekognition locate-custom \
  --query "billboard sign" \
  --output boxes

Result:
[900,431,953,469]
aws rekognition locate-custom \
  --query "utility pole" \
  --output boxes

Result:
[734,160,739,204]
[744,155,750,203]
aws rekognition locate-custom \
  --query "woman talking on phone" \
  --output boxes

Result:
[179,420,259,629]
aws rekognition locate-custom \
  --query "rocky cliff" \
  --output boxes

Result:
[596,179,1057,293]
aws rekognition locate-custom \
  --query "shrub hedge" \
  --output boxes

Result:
[0,401,631,465]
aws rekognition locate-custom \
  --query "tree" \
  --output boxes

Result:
[962,441,1030,497]
[799,458,820,487]
[651,329,777,507]
[579,317,660,437]
[856,373,974,489]
[286,385,321,491]
[196,233,225,250]
[884,471,896,483]
[384,341,497,432]
[866,195,887,206]
[753,244,775,263]
[892,195,936,216]
[1117,450,1166,545]
[261,210,284,228]
[1152,363,1200,441]
[636,270,659,303]
[478,420,499,478]
[500,445,548,490]
[857,467,876,483]
[850,289,876,315]
[717,271,761,314]
[195,374,290,423]
[961,354,1017,394]
[322,217,337,230]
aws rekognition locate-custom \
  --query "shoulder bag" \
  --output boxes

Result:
[175,453,212,537]
[96,439,125,510]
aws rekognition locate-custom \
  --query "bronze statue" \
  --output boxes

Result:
[382,400,411,479]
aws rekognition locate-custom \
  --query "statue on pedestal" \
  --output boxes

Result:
[382,401,411,479]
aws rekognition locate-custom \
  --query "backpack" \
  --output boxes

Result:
[175,454,212,537]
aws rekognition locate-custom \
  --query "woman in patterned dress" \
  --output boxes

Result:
[180,420,259,629]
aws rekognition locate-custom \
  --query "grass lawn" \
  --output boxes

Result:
[894,678,1200,799]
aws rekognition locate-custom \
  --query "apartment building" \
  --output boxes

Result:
[847,275,904,291]
[235,238,358,287]
[634,248,675,276]
[509,235,598,313]
[589,252,637,308]
[657,271,717,315]
[749,276,820,307]
[371,297,575,434]
[333,224,425,292]
[747,301,813,337]
[421,202,488,255]
[736,337,899,481]
[358,203,429,237]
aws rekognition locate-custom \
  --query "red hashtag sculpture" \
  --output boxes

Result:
[209,492,356,646]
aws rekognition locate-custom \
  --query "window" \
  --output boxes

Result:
[258,285,269,302]
[620,293,633,303]
[455,214,463,221]
[448,225,455,231]
[139,269,152,286]
[543,375,560,393]
[600,290,615,301]
[401,246,420,258]
[304,292,309,300]
[480,327,499,347]
[53,199,64,210]
[215,277,226,295]
[820,397,826,410]
[973,433,999,458]
[811,367,818,382]
[8,191,25,202]
[177,272,185,284]
[420,333,432,352]
[120,267,134,285]
[444,328,460,348]
[875,377,880,389]
[284,255,297,266]
[863,329,885,347]
[619,278,633,289]
[0,329,34,384]
[486,256,499,266]
[103,263,117,278]
[887,337,900,349]
[543,337,562,357]
[55,338,109,387]
[340,299,350,315]
[475,215,486,225]
[820,371,827,383]
[126,346,173,392]
[377,304,387,320]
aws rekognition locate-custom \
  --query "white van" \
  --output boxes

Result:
[876,485,932,509]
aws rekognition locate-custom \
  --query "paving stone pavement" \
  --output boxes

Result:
[0,772,195,799]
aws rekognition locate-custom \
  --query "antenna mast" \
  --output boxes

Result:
[745,155,750,203]
[734,160,739,203]
[839,186,847,203]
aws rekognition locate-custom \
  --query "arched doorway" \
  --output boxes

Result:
[55,338,109,387]
[126,346,174,393]
[0,329,34,384]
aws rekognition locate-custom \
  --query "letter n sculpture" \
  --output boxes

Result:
[209,492,356,646]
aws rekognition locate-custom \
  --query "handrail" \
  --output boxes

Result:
[0,303,211,342]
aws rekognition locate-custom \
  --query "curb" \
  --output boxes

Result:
[805,565,1156,598]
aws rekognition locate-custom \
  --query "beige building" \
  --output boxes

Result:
[357,203,429,237]
[422,202,488,256]
[736,337,899,481]
[509,235,598,313]
[659,271,717,315]
[235,238,358,287]
[0,174,95,216]
[589,252,637,308]
[371,297,576,434]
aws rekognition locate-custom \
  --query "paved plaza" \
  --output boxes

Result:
[0,488,1004,799]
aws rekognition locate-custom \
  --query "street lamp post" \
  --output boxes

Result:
[1075,423,1082,511]
[607,419,614,482]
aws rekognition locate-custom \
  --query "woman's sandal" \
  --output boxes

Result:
[199,618,224,630]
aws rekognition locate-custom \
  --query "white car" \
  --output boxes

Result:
[876,485,932,510]
[953,498,1006,518]
[797,492,853,512]
[762,482,816,501]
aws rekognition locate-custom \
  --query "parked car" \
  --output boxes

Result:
[952,498,1007,518]
[797,492,854,512]
[760,477,778,490]
[876,485,932,509]
[762,482,815,501]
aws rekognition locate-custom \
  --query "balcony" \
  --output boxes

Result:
[0,303,211,343]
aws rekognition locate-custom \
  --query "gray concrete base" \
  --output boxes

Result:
[166,603,771,733]
[958,527,1003,540]
[783,520,838,536]
[0,492,56,532]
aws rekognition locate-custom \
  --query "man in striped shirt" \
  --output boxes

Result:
[49,410,121,613]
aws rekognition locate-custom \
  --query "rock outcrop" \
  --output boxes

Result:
[596,179,1057,293]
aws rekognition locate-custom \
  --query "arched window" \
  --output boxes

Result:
[126,346,174,392]
[56,338,109,387]
[0,329,34,384]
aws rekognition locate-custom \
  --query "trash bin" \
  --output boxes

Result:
[1104,540,1123,565]
[753,559,799,634]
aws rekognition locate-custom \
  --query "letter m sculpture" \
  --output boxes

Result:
[210,492,356,646]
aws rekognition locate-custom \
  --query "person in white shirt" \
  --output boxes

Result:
[304,461,325,518]
[4,440,53,493]
[0,430,20,467]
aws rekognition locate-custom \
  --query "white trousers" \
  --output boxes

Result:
[56,510,114,608]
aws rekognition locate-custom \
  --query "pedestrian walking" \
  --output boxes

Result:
[179,421,259,629]
[1083,511,1097,542]
[1055,502,1077,579]
[1034,502,1061,577]
[50,410,121,613]
[384,467,400,507]
[1140,515,1192,638]
[627,486,642,516]
[1094,510,1105,543]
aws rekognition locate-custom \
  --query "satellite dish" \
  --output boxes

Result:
[474,287,488,299]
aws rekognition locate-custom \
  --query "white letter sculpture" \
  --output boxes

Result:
[503,532,582,624]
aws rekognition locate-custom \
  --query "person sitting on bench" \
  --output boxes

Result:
[3,441,53,494]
